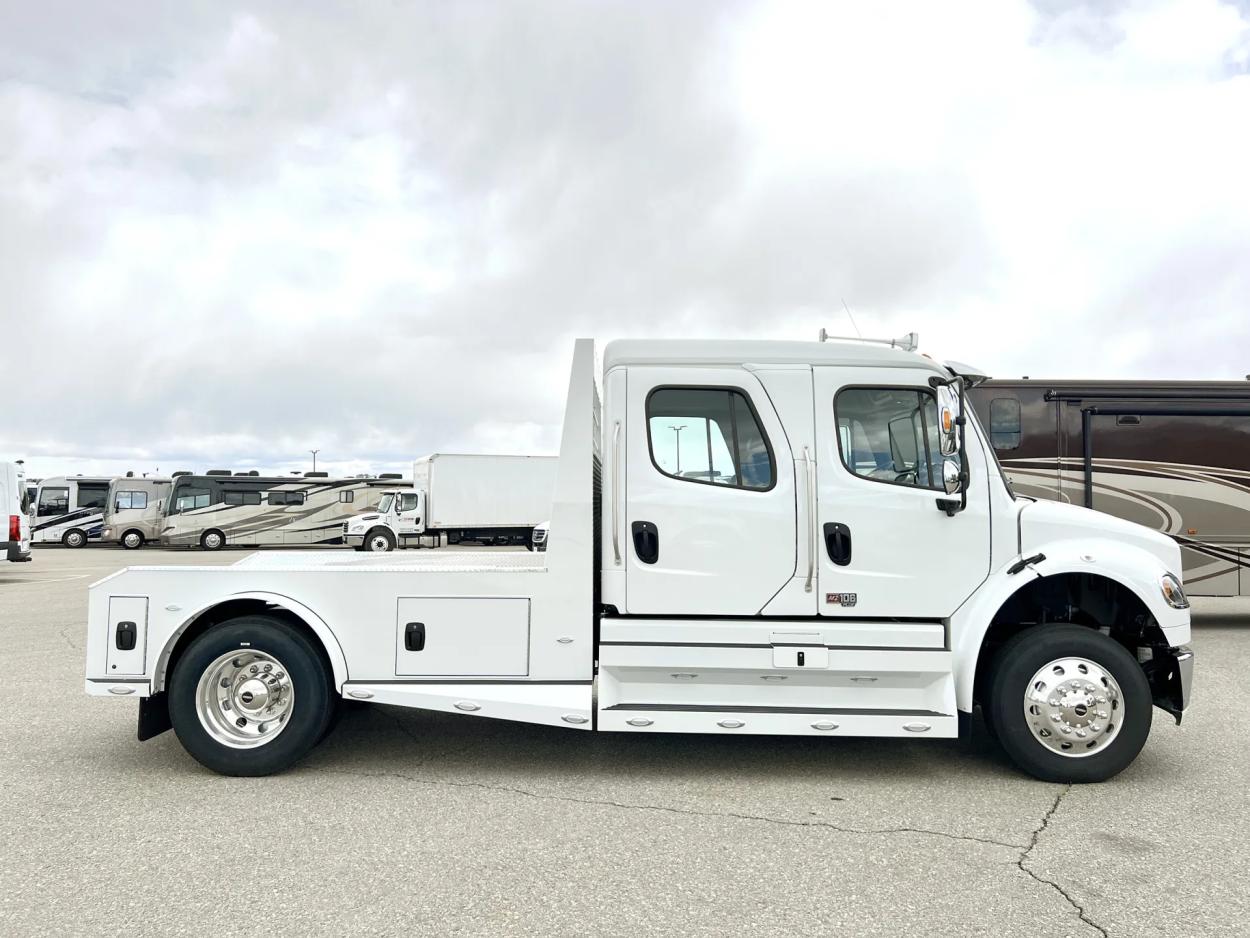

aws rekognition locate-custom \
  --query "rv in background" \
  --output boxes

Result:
[343,454,558,551]
[969,379,1250,597]
[162,472,402,550]
[2,462,32,562]
[101,477,172,549]
[31,476,111,547]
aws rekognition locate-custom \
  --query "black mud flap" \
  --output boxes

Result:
[138,692,172,741]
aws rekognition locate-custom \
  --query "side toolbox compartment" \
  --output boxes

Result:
[105,596,149,676]
[395,597,529,677]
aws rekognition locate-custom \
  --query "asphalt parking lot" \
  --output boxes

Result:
[1,549,1247,937]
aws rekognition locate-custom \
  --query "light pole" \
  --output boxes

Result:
[668,424,687,473]
[310,449,320,474]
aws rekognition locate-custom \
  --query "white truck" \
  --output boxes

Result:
[84,337,1193,783]
[2,461,33,562]
[343,454,557,551]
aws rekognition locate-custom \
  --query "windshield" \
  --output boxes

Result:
[376,494,394,514]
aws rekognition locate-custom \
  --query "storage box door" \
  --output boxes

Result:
[105,596,148,676]
[395,597,529,677]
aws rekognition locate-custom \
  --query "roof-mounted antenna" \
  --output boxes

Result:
[818,329,920,353]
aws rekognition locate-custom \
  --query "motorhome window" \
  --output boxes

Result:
[398,493,419,511]
[38,487,69,516]
[223,490,261,506]
[339,491,354,504]
[270,492,306,506]
[989,398,1022,450]
[76,483,109,510]
[115,490,148,510]
[646,387,775,491]
[835,388,943,490]
[173,489,211,512]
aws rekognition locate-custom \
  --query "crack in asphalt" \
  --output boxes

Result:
[1017,785,1109,938]
[313,762,1026,849]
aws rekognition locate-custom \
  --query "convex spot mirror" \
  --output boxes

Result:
[942,458,962,495]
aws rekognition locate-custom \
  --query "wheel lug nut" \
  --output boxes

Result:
[220,678,230,688]
[250,665,259,674]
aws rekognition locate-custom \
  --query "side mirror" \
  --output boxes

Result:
[942,458,962,495]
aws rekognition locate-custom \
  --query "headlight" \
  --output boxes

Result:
[1161,573,1189,609]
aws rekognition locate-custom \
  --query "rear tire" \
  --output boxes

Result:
[168,616,334,776]
[364,528,396,552]
[122,530,144,550]
[62,529,87,549]
[989,625,1152,783]
[200,529,225,551]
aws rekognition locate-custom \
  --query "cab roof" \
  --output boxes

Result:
[602,338,949,375]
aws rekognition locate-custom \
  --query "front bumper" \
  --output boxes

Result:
[344,533,365,547]
[1149,645,1194,725]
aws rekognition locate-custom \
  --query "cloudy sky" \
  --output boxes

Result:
[3,0,1248,479]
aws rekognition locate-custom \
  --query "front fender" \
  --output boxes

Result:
[151,590,350,693]
[950,538,1191,712]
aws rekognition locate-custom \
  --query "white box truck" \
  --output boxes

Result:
[2,462,33,562]
[83,337,1193,783]
[343,454,557,551]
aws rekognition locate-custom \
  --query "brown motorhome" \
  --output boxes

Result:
[969,380,1250,597]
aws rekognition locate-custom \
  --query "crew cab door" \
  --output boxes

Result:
[623,367,798,615]
[813,367,991,618]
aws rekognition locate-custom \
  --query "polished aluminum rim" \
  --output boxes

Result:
[123,532,142,548]
[369,534,391,551]
[195,651,294,749]
[203,532,223,549]
[1024,656,1123,758]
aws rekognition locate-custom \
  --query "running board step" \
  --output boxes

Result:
[598,707,958,738]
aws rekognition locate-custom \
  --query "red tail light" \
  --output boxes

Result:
[7,515,19,541]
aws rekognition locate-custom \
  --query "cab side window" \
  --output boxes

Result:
[398,494,419,511]
[836,388,945,490]
[646,387,775,491]
[38,487,69,516]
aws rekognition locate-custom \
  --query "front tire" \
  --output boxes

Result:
[364,528,396,552]
[988,625,1152,783]
[168,616,334,776]
[63,529,87,548]
[200,529,225,551]
[122,530,144,550]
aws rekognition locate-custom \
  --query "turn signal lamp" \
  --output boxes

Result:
[8,515,19,541]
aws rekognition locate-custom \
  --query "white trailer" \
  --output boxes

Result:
[2,462,32,562]
[84,338,1193,783]
[343,454,557,551]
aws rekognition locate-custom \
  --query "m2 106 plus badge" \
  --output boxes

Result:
[825,592,857,607]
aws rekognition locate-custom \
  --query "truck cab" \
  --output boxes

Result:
[83,337,1193,783]
[343,489,426,551]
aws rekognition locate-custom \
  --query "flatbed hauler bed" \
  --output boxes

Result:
[85,338,1193,782]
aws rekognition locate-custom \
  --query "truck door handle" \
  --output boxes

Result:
[404,622,426,652]
[115,621,137,651]
[823,523,851,566]
[631,521,659,564]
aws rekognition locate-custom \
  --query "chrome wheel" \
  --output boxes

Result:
[202,531,224,550]
[123,531,142,549]
[1024,656,1123,758]
[368,533,392,552]
[64,530,86,548]
[194,651,295,749]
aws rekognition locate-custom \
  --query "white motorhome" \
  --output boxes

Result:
[84,338,1193,783]
[2,462,33,562]
[161,473,399,550]
[343,454,557,551]
[101,477,172,549]
[32,475,111,547]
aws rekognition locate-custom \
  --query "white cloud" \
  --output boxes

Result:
[2,0,1249,477]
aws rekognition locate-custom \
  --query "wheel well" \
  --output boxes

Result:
[159,599,336,693]
[123,528,144,540]
[973,572,1167,705]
